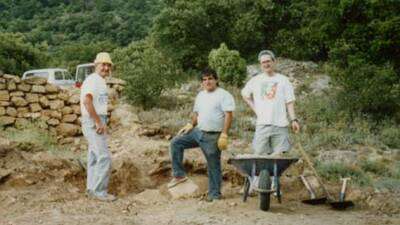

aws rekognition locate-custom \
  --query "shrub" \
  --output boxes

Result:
[0,32,48,75]
[379,126,400,149]
[316,162,371,187]
[208,43,247,87]
[112,40,182,109]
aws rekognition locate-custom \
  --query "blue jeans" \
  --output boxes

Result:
[81,115,111,197]
[170,128,222,199]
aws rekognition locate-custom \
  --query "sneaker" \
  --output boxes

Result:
[167,176,188,188]
[93,194,117,202]
[205,195,221,202]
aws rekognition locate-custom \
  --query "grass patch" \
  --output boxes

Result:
[2,123,61,153]
[316,162,372,187]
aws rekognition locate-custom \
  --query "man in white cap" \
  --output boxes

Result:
[241,50,300,156]
[80,52,116,201]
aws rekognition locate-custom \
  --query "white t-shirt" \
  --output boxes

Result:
[241,73,295,127]
[194,87,235,132]
[80,73,108,117]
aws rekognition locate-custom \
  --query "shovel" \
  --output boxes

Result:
[295,140,334,202]
[300,175,327,205]
[330,177,355,210]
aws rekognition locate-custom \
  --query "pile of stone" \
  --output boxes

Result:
[0,74,124,137]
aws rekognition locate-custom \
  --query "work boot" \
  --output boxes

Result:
[167,176,188,188]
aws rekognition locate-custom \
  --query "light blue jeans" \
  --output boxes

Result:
[170,128,222,199]
[81,115,111,197]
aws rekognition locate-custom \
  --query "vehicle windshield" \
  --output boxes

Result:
[76,65,94,82]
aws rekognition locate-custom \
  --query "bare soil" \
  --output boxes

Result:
[1,123,399,225]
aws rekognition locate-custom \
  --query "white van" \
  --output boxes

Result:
[22,68,75,88]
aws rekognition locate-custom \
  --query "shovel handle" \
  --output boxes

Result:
[296,141,334,200]
[339,178,350,202]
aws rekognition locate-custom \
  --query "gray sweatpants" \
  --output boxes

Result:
[81,115,111,197]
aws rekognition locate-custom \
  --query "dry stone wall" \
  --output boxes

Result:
[0,74,124,137]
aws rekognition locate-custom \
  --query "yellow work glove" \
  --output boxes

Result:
[217,133,228,150]
[177,123,193,135]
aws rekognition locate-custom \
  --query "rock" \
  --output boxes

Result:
[49,100,64,110]
[6,107,17,117]
[45,83,59,93]
[47,118,60,126]
[0,90,10,101]
[17,107,29,117]
[57,123,80,136]
[24,77,47,85]
[47,94,58,100]
[310,75,331,94]
[318,150,357,165]
[62,114,77,123]
[17,83,31,92]
[58,92,69,101]
[168,178,200,199]
[39,96,49,108]
[71,105,81,115]
[29,103,42,112]
[15,118,30,129]
[0,116,16,125]
[0,101,10,107]
[10,91,24,97]
[31,85,46,93]
[26,93,39,103]
[0,83,5,90]
[61,106,73,115]
[134,189,167,205]
[11,96,28,107]
[0,107,5,116]
[68,94,80,104]
[7,81,16,91]
[3,74,21,83]
[50,110,62,119]
[25,112,41,119]
[59,137,74,145]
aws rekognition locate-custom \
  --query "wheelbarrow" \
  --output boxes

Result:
[228,154,298,211]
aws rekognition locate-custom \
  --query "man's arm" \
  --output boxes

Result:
[83,94,105,134]
[286,101,300,133]
[222,111,233,134]
[243,96,256,113]
[191,112,198,127]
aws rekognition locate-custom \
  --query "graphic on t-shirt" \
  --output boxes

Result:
[260,81,278,100]
[99,93,108,105]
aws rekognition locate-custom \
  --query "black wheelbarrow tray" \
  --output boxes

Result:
[228,154,298,211]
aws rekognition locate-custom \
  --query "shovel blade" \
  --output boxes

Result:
[330,201,355,210]
[302,197,328,205]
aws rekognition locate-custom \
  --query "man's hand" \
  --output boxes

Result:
[291,120,300,133]
[177,123,193,136]
[95,120,106,134]
[217,133,228,150]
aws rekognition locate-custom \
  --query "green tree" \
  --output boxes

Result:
[0,32,48,75]
[209,43,247,87]
[113,40,182,109]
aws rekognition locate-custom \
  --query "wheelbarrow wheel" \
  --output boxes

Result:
[259,169,271,211]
